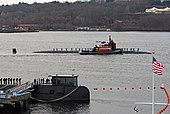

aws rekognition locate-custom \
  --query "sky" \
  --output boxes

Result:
[0,0,77,5]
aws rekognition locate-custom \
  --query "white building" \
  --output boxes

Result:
[161,0,170,2]
[145,7,170,14]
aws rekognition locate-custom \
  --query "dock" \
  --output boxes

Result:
[33,47,151,54]
[0,78,32,109]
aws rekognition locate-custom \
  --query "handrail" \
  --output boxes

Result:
[6,81,32,95]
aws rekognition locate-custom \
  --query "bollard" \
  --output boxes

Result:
[137,48,139,52]
[56,48,58,51]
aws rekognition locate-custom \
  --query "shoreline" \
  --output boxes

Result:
[1,29,170,33]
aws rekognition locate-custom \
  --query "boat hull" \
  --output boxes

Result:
[79,49,123,55]
[31,85,90,102]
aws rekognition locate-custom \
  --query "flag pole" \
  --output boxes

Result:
[152,72,154,114]
[152,50,155,114]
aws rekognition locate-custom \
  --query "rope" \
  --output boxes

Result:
[30,86,79,102]
[156,86,170,114]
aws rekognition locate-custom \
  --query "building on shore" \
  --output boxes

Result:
[16,24,38,31]
[0,24,39,33]
[145,7,170,14]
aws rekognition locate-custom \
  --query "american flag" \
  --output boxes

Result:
[152,57,164,75]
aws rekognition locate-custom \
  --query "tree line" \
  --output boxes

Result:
[0,0,170,31]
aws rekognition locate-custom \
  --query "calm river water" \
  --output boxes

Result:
[0,31,170,114]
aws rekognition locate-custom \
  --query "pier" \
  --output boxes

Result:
[33,47,151,54]
[0,78,32,109]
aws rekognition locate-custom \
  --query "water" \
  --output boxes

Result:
[0,31,170,114]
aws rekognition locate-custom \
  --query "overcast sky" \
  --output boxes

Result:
[0,0,77,5]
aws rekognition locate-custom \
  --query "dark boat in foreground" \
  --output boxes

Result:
[31,74,90,102]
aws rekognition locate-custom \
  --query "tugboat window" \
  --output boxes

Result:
[50,90,54,94]
[51,75,78,86]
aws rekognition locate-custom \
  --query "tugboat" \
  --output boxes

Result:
[79,36,123,55]
[31,74,90,102]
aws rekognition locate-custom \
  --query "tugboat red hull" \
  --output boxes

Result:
[79,49,123,55]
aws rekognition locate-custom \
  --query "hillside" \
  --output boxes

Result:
[0,0,170,31]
